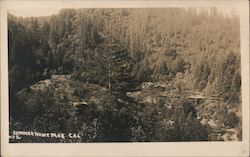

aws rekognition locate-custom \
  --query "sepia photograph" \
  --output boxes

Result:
[8,7,242,143]
[1,0,249,156]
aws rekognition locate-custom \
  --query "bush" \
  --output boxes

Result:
[225,112,239,128]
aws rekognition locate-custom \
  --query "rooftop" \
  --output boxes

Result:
[187,95,205,99]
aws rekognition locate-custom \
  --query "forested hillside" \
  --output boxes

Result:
[8,8,241,142]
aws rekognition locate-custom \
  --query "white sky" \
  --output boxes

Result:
[8,6,238,18]
[8,9,61,17]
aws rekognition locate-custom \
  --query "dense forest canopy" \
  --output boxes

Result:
[8,7,241,142]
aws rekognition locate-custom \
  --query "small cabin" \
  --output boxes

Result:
[72,101,89,114]
[154,83,166,91]
[51,75,72,80]
[187,94,205,105]
[209,95,221,103]
[141,82,154,89]
[72,101,88,107]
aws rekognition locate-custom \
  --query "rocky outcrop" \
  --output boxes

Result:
[17,76,108,108]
